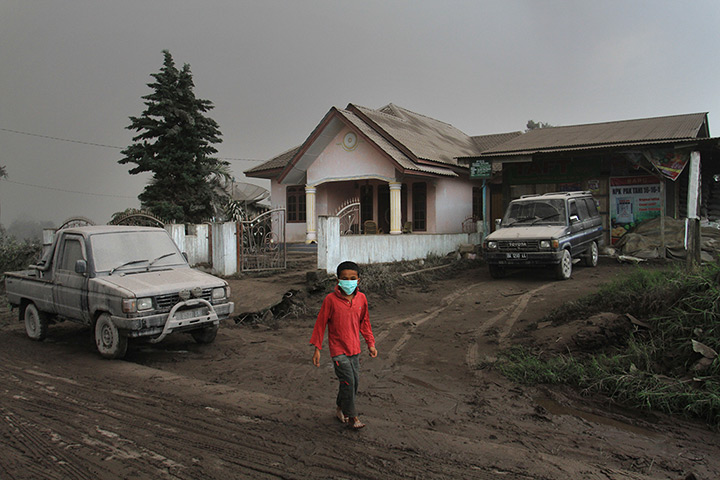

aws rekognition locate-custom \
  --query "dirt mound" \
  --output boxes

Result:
[522,312,633,356]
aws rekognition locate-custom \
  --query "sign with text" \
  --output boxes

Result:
[470,160,491,179]
[609,176,661,244]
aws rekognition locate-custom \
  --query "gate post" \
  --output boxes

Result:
[211,222,237,276]
[318,216,341,274]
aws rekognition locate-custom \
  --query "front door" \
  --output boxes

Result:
[53,234,88,321]
[378,184,390,234]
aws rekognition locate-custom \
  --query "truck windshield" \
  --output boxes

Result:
[503,199,566,226]
[91,231,186,273]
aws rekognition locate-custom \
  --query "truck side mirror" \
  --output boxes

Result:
[494,218,502,230]
[75,259,87,275]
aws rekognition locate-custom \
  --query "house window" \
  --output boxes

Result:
[287,186,306,223]
[472,187,483,220]
[412,182,427,231]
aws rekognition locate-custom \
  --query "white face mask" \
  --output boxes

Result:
[338,279,358,295]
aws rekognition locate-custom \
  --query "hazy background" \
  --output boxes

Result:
[2,0,719,236]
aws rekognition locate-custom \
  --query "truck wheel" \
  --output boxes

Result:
[555,250,572,280]
[488,265,506,279]
[23,303,49,341]
[583,241,599,267]
[191,325,218,344]
[95,313,128,359]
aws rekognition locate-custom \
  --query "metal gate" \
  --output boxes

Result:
[239,208,286,272]
[336,198,360,235]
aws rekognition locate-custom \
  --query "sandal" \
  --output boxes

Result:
[336,407,348,423]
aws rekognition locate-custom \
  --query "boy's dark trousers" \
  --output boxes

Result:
[332,354,360,418]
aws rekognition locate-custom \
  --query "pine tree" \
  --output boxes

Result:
[120,50,230,223]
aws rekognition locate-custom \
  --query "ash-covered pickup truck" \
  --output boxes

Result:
[5,226,234,358]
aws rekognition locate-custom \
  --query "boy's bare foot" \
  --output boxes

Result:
[336,407,348,423]
[348,417,365,429]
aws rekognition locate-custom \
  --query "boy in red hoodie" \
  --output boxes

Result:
[311,260,377,429]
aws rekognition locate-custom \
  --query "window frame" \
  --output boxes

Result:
[286,186,306,223]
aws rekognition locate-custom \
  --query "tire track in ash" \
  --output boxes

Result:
[0,356,400,480]
[465,281,554,368]
[385,282,485,366]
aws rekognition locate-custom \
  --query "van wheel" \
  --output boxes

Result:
[95,313,128,359]
[488,265,506,279]
[191,325,218,344]
[23,303,49,341]
[555,250,572,280]
[583,241,599,267]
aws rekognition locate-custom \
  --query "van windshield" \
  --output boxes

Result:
[503,199,566,226]
[91,231,186,273]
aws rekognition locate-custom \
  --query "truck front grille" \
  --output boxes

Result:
[497,240,540,252]
[155,289,213,311]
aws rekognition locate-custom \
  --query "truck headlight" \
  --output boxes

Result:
[137,297,153,311]
[540,240,551,249]
[485,241,498,250]
[212,287,227,301]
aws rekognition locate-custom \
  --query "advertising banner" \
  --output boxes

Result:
[610,176,661,244]
[643,149,689,181]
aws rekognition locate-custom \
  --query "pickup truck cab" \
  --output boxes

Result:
[5,226,234,358]
[483,191,603,280]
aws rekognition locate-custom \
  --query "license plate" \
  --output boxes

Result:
[506,253,528,259]
[174,307,207,320]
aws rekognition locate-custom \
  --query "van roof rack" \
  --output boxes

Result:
[519,191,591,199]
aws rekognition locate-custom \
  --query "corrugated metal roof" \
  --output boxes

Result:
[336,108,457,177]
[352,103,481,166]
[481,112,708,157]
[471,131,523,152]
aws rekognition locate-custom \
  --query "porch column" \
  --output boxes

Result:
[389,181,402,235]
[305,185,317,243]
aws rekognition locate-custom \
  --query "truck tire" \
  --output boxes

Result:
[555,250,572,280]
[95,313,128,359]
[488,265,506,279]
[23,303,49,341]
[583,241,599,267]
[191,325,219,344]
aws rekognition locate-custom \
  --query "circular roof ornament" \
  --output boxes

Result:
[342,132,358,151]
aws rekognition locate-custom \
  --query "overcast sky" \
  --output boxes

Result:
[2,0,719,229]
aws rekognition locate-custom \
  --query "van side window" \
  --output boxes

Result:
[568,200,579,220]
[584,198,599,217]
[59,238,84,272]
[576,198,590,220]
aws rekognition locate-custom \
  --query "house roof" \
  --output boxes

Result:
[350,103,481,166]
[245,145,301,175]
[247,103,482,182]
[466,112,709,159]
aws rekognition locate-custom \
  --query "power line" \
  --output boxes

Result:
[0,127,123,149]
[1,127,267,162]
[1,178,137,199]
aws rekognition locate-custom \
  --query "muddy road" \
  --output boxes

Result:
[1,259,718,479]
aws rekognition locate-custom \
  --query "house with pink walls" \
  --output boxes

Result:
[246,103,518,245]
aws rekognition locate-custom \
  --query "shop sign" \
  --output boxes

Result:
[470,160,491,179]
[505,158,602,184]
[610,176,661,244]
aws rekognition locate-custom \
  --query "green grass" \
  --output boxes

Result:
[496,261,720,428]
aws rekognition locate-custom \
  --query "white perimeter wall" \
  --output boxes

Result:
[318,216,481,274]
